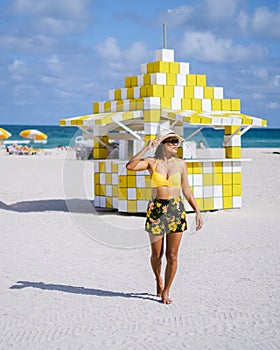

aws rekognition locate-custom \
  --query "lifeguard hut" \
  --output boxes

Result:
[60,48,266,213]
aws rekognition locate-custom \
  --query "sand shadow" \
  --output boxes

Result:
[0,199,118,215]
[10,281,158,302]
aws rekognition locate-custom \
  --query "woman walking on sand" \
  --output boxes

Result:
[126,130,203,304]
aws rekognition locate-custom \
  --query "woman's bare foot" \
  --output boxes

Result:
[156,278,163,297]
[161,291,172,304]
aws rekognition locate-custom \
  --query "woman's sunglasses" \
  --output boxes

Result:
[163,138,179,145]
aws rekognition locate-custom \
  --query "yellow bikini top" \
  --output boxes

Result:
[151,158,181,188]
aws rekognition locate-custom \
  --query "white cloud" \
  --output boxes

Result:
[38,17,86,36]
[199,0,241,20]
[178,31,268,63]
[12,0,90,19]
[96,37,122,61]
[251,6,280,39]
[266,101,279,109]
[8,59,28,81]
[0,34,57,52]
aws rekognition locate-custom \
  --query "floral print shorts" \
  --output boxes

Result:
[145,197,187,235]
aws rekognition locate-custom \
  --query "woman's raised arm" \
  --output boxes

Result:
[126,139,160,171]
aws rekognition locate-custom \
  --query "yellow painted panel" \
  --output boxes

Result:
[127,176,136,187]
[116,101,124,112]
[112,185,118,197]
[114,89,121,100]
[145,176,151,188]
[223,185,232,196]
[189,115,201,124]
[93,149,108,159]
[184,86,194,98]
[127,87,134,99]
[144,188,151,200]
[223,173,232,185]
[186,74,196,86]
[225,126,241,135]
[131,76,137,87]
[128,201,137,212]
[223,196,233,209]
[232,172,242,184]
[140,86,147,98]
[94,184,100,195]
[196,74,206,86]
[100,185,106,196]
[144,135,156,144]
[93,102,99,113]
[94,173,100,183]
[99,162,105,172]
[196,198,203,209]
[119,175,127,187]
[192,162,203,174]
[106,198,113,208]
[166,73,177,85]
[204,87,214,99]
[160,97,171,109]
[213,173,223,185]
[144,110,161,122]
[105,173,112,184]
[111,163,118,173]
[125,77,131,88]
[136,98,144,109]
[147,85,163,97]
[262,120,267,126]
[186,163,193,174]
[104,101,111,112]
[213,162,223,173]
[147,62,154,73]
[130,99,137,110]
[225,147,241,158]
[231,99,241,111]
[242,116,253,124]
[200,116,212,124]
[118,187,127,199]
[136,188,145,200]
[177,147,183,158]
[203,174,213,185]
[153,61,170,73]
[144,74,151,85]
[182,99,192,109]
[212,99,222,110]
[163,85,174,98]
[222,99,231,110]
[169,62,179,73]
[191,99,202,111]
[204,198,214,210]
[233,184,242,196]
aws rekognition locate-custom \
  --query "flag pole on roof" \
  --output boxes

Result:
[163,22,167,49]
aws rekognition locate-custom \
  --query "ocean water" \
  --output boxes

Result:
[1,124,280,149]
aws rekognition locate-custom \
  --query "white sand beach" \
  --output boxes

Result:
[0,148,279,350]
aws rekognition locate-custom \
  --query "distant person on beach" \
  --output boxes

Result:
[198,140,205,149]
[126,130,203,304]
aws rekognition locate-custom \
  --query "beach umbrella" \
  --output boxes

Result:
[0,127,12,139]
[19,129,48,141]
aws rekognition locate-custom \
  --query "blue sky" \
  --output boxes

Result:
[0,0,279,127]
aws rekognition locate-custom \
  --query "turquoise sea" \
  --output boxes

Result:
[1,124,280,149]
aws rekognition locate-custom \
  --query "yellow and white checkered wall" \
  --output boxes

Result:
[93,159,242,213]
[93,49,241,117]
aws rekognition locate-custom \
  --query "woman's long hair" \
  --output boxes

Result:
[154,143,164,159]
[154,142,179,159]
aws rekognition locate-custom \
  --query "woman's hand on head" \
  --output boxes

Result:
[146,138,161,150]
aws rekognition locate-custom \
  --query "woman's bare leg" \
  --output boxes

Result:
[149,234,164,297]
[162,232,183,304]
